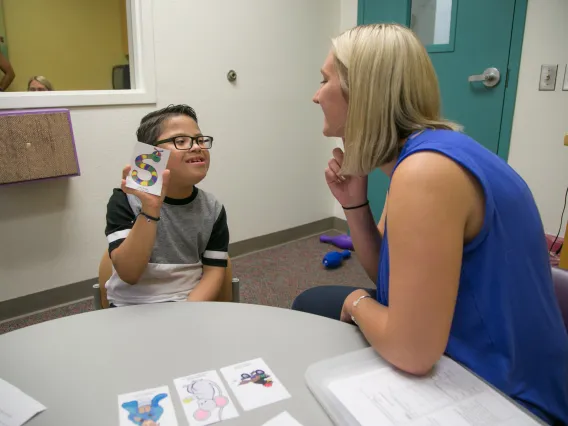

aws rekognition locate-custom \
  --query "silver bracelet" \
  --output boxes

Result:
[351,295,372,325]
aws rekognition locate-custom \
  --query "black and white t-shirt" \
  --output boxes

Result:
[104,187,229,306]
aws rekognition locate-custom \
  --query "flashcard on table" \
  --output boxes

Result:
[220,358,291,411]
[262,411,303,426]
[0,377,46,426]
[118,385,178,426]
[174,370,239,425]
[125,142,171,196]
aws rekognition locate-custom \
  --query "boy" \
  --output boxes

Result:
[104,104,229,306]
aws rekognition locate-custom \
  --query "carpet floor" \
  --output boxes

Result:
[0,232,370,335]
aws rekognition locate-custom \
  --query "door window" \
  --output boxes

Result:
[410,0,457,52]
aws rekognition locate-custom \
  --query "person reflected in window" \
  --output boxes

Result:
[27,75,53,91]
[0,52,15,92]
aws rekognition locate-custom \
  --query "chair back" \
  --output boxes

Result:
[551,267,568,331]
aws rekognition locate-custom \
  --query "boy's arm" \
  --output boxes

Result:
[187,205,230,301]
[105,189,159,285]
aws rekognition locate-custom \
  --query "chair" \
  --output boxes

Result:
[93,251,240,309]
[551,267,568,331]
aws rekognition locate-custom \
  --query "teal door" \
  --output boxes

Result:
[359,0,526,220]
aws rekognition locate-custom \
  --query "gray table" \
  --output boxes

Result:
[0,302,369,425]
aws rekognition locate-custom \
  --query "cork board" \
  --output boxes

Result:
[0,109,79,185]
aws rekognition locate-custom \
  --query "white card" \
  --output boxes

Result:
[125,142,171,196]
[0,377,46,426]
[220,358,291,411]
[262,411,303,426]
[118,385,178,426]
[174,370,239,425]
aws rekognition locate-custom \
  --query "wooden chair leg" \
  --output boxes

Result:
[98,251,112,309]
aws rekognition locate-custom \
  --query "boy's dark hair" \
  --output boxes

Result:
[136,104,198,145]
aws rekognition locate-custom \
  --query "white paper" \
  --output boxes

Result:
[174,370,239,425]
[328,357,540,426]
[262,411,303,426]
[125,142,171,196]
[0,378,46,426]
[220,358,291,411]
[118,385,178,426]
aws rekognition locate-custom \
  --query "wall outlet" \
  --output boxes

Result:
[539,64,558,91]
[563,65,568,91]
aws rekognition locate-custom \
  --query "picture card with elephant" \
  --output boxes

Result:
[174,370,239,425]
[125,142,171,196]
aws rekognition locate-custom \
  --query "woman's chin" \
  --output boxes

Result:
[322,127,341,138]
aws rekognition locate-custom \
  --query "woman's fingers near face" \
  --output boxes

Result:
[328,158,341,175]
[332,147,344,164]
[328,158,346,182]
[325,166,344,185]
[325,167,339,184]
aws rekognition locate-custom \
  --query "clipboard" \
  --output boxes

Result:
[305,347,546,426]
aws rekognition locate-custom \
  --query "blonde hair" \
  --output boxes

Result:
[332,23,461,175]
[28,76,54,91]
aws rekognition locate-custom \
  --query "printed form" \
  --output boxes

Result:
[328,357,540,426]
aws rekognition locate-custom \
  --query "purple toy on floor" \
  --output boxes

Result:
[320,234,354,251]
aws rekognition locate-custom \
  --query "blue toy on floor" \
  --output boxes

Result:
[322,250,351,269]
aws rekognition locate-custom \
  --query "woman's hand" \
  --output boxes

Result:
[121,165,170,216]
[325,147,368,208]
[340,288,372,323]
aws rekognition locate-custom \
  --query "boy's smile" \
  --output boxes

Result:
[184,153,207,166]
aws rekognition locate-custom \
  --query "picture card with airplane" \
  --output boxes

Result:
[220,357,291,411]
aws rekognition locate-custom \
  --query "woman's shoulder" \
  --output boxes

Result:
[393,149,469,189]
[409,129,474,148]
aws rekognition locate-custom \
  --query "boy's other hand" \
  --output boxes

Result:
[121,165,170,216]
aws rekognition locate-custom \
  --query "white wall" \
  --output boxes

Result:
[333,0,359,221]
[336,0,568,234]
[508,0,568,235]
[0,0,340,302]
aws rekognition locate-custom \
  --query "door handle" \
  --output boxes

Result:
[468,67,500,88]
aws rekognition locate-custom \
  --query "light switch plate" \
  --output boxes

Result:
[563,65,568,91]
[539,64,558,91]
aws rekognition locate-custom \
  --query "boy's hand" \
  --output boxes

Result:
[120,165,170,216]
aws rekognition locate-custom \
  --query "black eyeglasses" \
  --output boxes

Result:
[154,135,213,150]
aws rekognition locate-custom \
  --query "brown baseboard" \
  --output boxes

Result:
[332,217,348,233]
[0,216,349,321]
[229,217,337,257]
[0,278,97,322]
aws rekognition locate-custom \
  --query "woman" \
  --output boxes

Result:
[27,75,53,91]
[292,24,568,424]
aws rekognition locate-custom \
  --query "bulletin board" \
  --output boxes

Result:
[0,0,8,60]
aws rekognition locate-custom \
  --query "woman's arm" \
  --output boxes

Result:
[345,196,387,283]
[348,152,476,375]
[0,52,15,91]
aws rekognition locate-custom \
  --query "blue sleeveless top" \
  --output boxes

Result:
[377,130,568,424]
